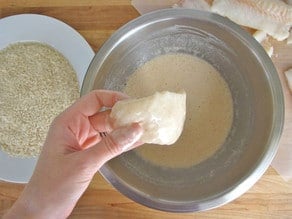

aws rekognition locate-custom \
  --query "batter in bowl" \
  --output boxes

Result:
[124,53,233,168]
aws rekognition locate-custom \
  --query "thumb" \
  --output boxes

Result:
[85,123,143,169]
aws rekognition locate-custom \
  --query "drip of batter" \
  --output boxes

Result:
[124,53,233,168]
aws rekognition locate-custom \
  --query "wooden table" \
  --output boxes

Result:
[0,1,291,218]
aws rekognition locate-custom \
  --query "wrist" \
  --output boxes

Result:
[3,185,71,219]
[3,196,40,219]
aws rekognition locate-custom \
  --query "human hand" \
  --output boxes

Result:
[4,90,143,219]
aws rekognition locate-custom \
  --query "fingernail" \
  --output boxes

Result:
[111,123,143,152]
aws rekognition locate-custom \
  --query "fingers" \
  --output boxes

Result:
[67,90,129,117]
[84,123,143,169]
[88,110,113,133]
[81,134,101,149]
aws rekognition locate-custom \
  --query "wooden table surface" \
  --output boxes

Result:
[0,1,292,218]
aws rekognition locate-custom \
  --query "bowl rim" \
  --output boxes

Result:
[82,8,284,212]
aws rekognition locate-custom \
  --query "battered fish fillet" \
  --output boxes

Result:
[211,0,292,41]
[110,91,186,145]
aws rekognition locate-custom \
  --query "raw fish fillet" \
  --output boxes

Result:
[287,29,292,44]
[212,0,292,41]
[173,0,211,11]
[253,30,274,57]
[285,68,292,92]
[261,38,274,57]
[253,30,267,42]
[131,0,177,15]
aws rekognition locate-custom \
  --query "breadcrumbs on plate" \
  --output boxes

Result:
[0,42,79,157]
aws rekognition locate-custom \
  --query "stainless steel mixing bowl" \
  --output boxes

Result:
[81,9,284,212]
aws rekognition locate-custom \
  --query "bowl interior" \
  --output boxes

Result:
[82,9,283,212]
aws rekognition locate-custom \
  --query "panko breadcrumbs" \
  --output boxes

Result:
[0,42,80,157]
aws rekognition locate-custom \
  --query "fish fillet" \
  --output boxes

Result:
[288,29,292,44]
[173,0,211,11]
[261,39,274,57]
[253,30,274,57]
[211,0,292,41]
[285,68,292,92]
[110,91,186,145]
[131,0,177,15]
[253,30,267,42]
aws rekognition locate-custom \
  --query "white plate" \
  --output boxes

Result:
[0,14,95,183]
